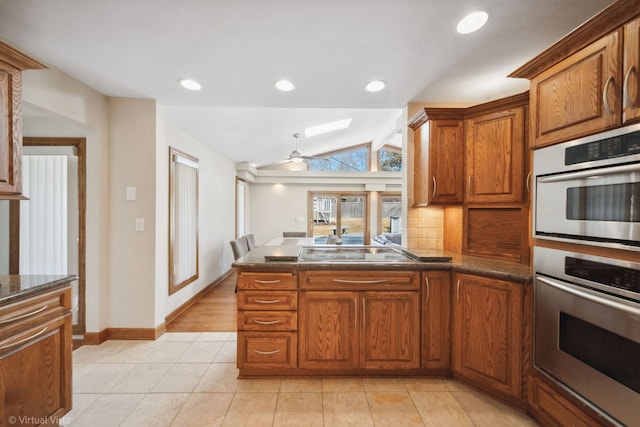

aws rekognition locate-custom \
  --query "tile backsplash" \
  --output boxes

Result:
[406,207,443,249]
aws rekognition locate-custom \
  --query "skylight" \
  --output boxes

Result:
[305,118,352,138]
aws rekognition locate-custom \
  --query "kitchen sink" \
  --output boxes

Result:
[298,246,415,263]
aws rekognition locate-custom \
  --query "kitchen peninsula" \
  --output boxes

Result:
[233,243,531,407]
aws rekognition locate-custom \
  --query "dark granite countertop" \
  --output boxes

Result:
[233,244,532,283]
[0,275,77,305]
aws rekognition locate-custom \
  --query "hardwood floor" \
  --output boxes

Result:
[166,271,237,332]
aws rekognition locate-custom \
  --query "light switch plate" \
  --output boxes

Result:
[135,218,144,231]
[126,186,136,201]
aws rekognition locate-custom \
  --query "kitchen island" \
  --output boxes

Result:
[0,275,75,426]
[233,243,532,407]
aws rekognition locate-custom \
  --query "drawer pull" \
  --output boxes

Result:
[254,349,281,355]
[0,305,49,324]
[254,280,281,284]
[253,299,281,304]
[0,326,48,350]
[332,279,387,284]
[253,319,281,325]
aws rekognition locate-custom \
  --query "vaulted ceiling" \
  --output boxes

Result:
[0,0,614,166]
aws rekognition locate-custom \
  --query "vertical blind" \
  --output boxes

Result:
[171,152,199,288]
[20,155,68,274]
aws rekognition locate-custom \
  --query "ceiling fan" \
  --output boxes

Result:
[285,133,325,163]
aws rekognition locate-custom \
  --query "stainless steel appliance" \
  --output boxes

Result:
[297,246,415,263]
[534,123,640,251]
[534,246,640,426]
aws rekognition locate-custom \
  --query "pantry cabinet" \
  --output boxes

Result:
[408,109,464,206]
[421,270,451,370]
[0,41,45,198]
[452,273,523,400]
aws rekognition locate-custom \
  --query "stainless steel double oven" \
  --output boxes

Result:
[533,124,640,426]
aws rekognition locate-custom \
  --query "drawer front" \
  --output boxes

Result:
[238,332,297,369]
[300,270,419,290]
[238,291,297,310]
[238,311,297,331]
[0,286,72,342]
[237,272,297,290]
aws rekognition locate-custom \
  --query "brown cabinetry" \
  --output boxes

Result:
[408,109,464,206]
[452,273,523,401]
[0,42,45,198]
[527,16,640,148]
[465,106,525,204]
[421,270,451,370]
[298,270,420,371]
[0,285,72,426]
[236,272,298,370]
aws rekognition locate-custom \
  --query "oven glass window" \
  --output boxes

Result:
[559,312,640,393]
[566,182,640,222]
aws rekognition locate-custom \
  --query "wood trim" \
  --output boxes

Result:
[510,0,640,79]
[0,41,47,70]
[83,329,108,345]
[84,325,166,344]
[464,92,529,118]
[407,108,465,130]
[165,268,235,325]
[8,200,19,274]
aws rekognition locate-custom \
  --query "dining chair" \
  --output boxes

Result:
[244,234,256,250]
[283,231,307,237]
[230,237,250,260]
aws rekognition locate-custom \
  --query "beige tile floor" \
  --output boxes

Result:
[67,332,539,426]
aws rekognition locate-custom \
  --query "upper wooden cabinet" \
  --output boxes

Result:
[408,109,464,206]
[511,3,640,148]
[465,105,526,204]
[0,41,45,198]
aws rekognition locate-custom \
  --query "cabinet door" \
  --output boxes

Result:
[530,31,621,148]
[0,62,22,196]
[429,120,464,204]
[0,314,72,425]
[299,291,359,370]
[421,271,451,369]
[624,17,640,124]
[361,291,419,369]
[466,108,524,203]
[452,273,523,399]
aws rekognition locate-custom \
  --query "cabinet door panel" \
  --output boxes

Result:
[453,274,523,399]
[466,108,524,203]
[422,271,451,369]
[299,291,359,370]
[624,17,640,124]
[430,120,464,204]
[362,291,419,369]
[0,65,22,195]
[530,31,621,148]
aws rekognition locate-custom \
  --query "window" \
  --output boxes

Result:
[309,192,369,244]
[306,143,371,172]
[378,145,402,171]
[379,193,402,234]
[169,147,199,294]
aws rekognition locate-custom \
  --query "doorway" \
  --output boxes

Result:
[13,138,86,338]
[309,192,369,244]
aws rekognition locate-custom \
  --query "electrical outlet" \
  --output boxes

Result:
[135,218,144,231]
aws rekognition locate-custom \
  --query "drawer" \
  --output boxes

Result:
[237,272,297,290]
[0,286,72,341]
[300,270,419,290]
[238,331,297,369]
[238,290,297,310]
[238,311,297,331]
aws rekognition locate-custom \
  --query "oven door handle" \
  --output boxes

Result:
[537,276,640,317]
[537,163,640,183]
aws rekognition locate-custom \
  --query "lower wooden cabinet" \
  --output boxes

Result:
[299,290,420,370]
[421,271,451,370]
[0,286,72,427]
[452,273,523,400]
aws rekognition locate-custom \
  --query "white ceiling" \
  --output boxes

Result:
[0,0,614,167]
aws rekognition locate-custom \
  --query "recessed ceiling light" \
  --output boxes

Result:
[179,79,202,91]
[275,79,295,91]
[305,118,352,138]
[457,11,488,34]
[365,80,387,92]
